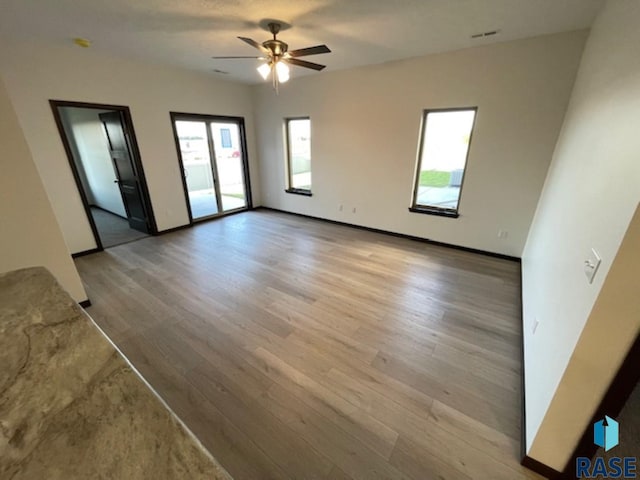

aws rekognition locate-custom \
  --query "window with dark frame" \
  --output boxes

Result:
[410,107,477,218]
[285,117,312,195]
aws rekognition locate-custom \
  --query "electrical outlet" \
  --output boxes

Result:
[339,204,343,211]
[352,207,357,214]
[498,230,508,239]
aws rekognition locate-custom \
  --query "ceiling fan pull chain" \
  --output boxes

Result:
[273,66,278,95]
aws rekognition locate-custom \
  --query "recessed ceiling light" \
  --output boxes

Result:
[471,30,500,39]
[73,37,91,48]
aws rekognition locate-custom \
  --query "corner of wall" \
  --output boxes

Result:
[521,0,640,470]
[528,202,640,470]
[0,76,87,302]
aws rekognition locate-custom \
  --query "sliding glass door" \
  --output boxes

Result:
[172,114,251,221]
[210,122,248,212]
[174,120,219,218]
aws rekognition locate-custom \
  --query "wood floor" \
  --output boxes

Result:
[75,210,541,480]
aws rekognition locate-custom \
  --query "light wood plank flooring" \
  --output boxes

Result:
[75,210,541,480]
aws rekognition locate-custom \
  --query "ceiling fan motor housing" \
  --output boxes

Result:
[263,39,288,57]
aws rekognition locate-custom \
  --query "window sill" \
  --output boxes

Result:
[285,188,312,197]
[409,206,459,218]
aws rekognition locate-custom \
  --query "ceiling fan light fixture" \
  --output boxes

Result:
[257,62,271,80]
[223,22,330,90]
[275,61,290,83]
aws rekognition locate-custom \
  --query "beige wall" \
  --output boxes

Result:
[0,38,260,254]
[522,0,640,469]
[253,31,588,257]
[0,76,87,302]
[529,205,640,469]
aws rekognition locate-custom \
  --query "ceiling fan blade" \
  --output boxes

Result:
[284,57,326,71]
[287,45,331,57]
[212,56,264,59]
[237,36,270,54]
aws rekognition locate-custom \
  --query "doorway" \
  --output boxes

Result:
[170,112,252,223]
[50,101,156,250]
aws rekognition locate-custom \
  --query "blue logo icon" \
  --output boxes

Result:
[576,415,637,478]
[594,416,619,451]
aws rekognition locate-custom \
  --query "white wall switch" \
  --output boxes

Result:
[584,248,601,284]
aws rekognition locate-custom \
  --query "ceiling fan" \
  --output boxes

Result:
[213,22,331,91]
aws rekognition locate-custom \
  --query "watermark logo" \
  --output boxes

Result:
[576,415,637,478]
[594,415,619,452]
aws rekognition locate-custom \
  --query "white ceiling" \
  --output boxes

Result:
[0,0,604,84]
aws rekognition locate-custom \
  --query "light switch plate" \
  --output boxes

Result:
[584,248,601,284]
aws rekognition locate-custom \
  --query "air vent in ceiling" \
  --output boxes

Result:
[471,30,499,39]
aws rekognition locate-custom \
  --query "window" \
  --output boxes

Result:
[220,128,232,148]
[410,108,477,218]
[285,117,312,195]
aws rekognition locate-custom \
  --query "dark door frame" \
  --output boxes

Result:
[50,100,158,253]
[169,111,253,224]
